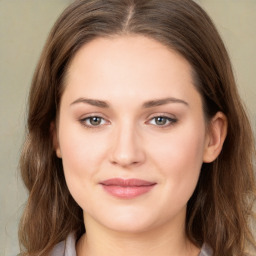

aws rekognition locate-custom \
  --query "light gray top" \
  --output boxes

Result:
[50,233,213,256]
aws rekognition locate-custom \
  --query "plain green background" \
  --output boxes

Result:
[0,1,255,255]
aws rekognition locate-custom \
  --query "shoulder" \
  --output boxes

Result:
[50,233,77,256]
[199,243,213,256]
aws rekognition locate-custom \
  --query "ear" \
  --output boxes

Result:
[203,112,228,163]
[50,122,62,158]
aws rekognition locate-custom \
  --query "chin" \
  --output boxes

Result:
[103,217,156,234]
[87,206,159,234]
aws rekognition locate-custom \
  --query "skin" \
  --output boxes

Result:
[54,35,227,256]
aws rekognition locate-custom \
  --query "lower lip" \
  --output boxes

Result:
[101,185,155,199]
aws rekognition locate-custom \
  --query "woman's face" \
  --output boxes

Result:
[55,35,212,233]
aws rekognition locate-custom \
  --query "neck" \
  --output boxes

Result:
[76,214,200,256]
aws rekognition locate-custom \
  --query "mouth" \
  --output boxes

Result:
[99,178,157,199]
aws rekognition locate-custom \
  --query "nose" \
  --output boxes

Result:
[109,123,146,168]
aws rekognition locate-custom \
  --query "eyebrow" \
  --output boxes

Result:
[142,97,189,108]
[70,97,189,108]
[70,98,109,108]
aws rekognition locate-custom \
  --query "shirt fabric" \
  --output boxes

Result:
[50,233,213,256]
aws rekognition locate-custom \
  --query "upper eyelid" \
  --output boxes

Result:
[78,113,177,120]
[147,116,177,123]
[77,112,178,122]
[146,112,177,119]
[80,116,108,123]
[79,112,108,120]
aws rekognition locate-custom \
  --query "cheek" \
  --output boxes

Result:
[152,127,205,168]
[57,121,109,208]
[149,122,206,197]
[59,121,106,174]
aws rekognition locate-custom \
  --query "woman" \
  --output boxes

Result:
[19,0,256,256]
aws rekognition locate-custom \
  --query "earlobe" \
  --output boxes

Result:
[203,112,228,163]
[50,122,62,158]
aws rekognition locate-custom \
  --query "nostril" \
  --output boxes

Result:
[109,153,143,168]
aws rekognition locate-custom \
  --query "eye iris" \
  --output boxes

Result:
[155,117,167,125]
[90,117,101,126]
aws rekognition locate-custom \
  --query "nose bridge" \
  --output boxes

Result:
[110,118,145,167]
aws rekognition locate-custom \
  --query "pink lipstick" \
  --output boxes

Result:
[100,178,156,199]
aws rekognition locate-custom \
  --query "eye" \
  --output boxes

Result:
[80,116,108,127]
[148,116,177,127]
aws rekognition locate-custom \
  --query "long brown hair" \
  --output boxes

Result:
[19,0,256,255]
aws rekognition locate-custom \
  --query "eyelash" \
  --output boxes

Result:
[79,115,108,128]
[79,114,178,129]
[147,115,178,127]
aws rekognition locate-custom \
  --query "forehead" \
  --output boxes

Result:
[63,35,199,106]
[67,35,193,80]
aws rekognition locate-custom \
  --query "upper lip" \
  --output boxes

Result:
[100,178,156,187]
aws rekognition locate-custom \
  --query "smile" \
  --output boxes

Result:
[99,178,157,199]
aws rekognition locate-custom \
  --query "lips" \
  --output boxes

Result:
[100,178,156,199]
